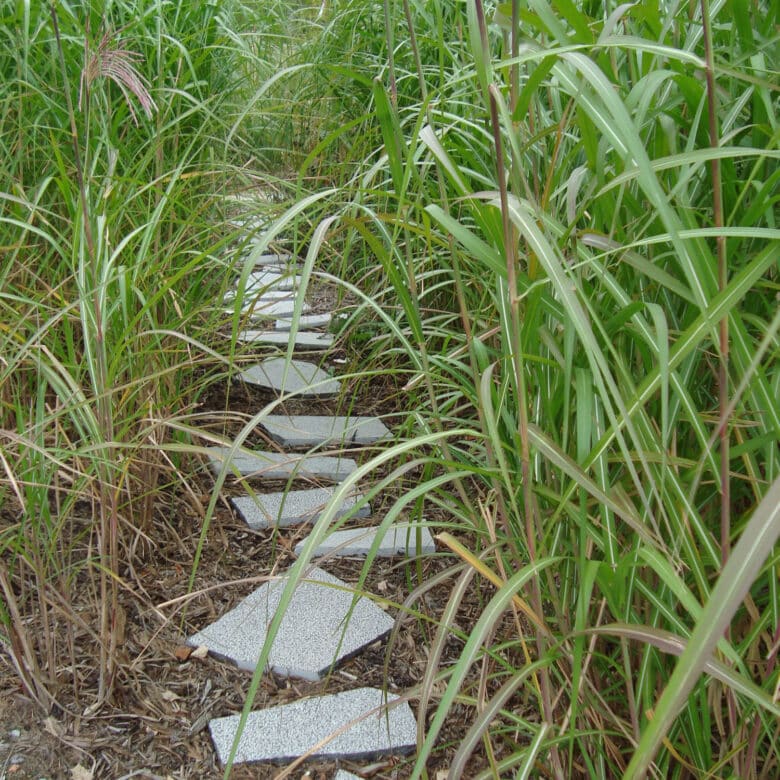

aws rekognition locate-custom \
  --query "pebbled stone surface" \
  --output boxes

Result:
[231,489,370,529]
[238,358,340,397]
[295,522,436,559]
[206,446,357,482]
[261,415,390,448]
[188,567,394,681]
[207,687,416,765]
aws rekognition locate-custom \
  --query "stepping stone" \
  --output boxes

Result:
[228,216,268,231]
[238,358,340,397]
[250,269,300,291]
[231,488,370,528]
[261,415,390,447]
[248,299,312,319]
[225,298,311,320]
[188,567,394,680]
[275,313,332,331]
[251,252,295,267]
[237,330,335,350]
[208,687,416,765]
[295,522,436,559]
[226,271,300,299]
[206,447,357,482]
[224,288,293,305]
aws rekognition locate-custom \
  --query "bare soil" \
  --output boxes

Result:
[0,247,530,779]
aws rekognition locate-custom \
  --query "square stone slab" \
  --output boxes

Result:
[206,447,357,482]
[208,687,416,765]
[188,567,394,680]
[275,313,332,331]
[295,523,436,558]
[261,415,390,448]
[238,358,340,397]
[236,330,335,350]
[231,489,370,528]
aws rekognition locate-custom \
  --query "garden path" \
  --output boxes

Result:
[187,213,435,772]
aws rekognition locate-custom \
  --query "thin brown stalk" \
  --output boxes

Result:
[489,83,563,780]
[701,0,737,763]
[699,0,729,565]
[50,4,120,707]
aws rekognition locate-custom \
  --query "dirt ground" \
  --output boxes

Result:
[0,303,515,779]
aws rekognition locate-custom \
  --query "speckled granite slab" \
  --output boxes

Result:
[274,312,332,330]
[294,522,436,559]
[206,446,357,482]
[236,330,335,349]
[208,687,416,765]
[260,415,390,448]
[231,489,370,528]
[237,358,340,397]
[188,567,394,680]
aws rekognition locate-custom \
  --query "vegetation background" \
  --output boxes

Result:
[1,0,778,777]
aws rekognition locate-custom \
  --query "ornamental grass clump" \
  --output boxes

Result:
[0,0,243,712]
[244,0,779,776]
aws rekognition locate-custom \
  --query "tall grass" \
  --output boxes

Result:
[2,0,778,776]
[0,0,248,709]
[238,0,779,776]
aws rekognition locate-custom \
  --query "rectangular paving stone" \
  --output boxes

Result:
[206,447,357,482]
[226,271,300,300]
[224,288,293,306]
[224,297,311,320]
[231,489,370,528]
[236,330,335,350]
[188,567,394,680]
[261,415,390,447]
[251,252,296,267]
[208,687,416,765]
[238,358,340,397]
[295,522,436,559]
[246,299,312,319]
[250,269,300,291]
[275,313,332,331]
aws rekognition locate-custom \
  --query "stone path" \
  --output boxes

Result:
[188,215,438,773]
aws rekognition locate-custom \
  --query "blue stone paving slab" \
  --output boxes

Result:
[207,687,416,765]
[275,313,332,331]
[188,567,394,680]
[206,446,357,482]
[238,358,340,397]
[295,522,436,559]
[261,415,390,448]
[236,330,335,350]
[231,489,370,528]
